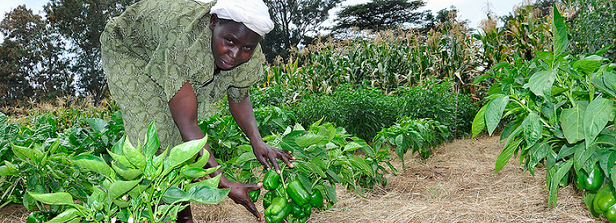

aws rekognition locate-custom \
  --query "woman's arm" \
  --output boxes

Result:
[169,81,261,219]
[228,90,295,173]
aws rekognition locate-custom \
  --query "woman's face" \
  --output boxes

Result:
[209,15,262,70]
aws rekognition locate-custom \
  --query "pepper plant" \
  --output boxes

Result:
[26,121,229,222]
[472,5,616,212]
[373,117,450,172]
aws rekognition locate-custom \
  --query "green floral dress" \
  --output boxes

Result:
[101,0,264,150]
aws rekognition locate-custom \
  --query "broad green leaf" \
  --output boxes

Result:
[233,151,256,166]
[109,179,141,199]
[85,118,108,132]
[552,5,568,55]
[0,163,17,176]
[143,121,160,158]
[166,136,208,171]
[186,174,221,190]
[592,70,616,98]
[181,167,208,178]
[28,192,74,205]
[495,126,522,173]
[188,185,229,205]
[11,144,43,162]
[107,150,134,169]
[123,139,146,170]
[521,112,542,147]
[343,142,363,152]
[536,51,554,64]
[557,142,583,160]
[323,184,337,203]
[295,133,326,148]
[111,162,142,180]
[73,154,112,178]
[548,159,573,208]
[47,208,80,223]
[560,105,585,144]
[471,105,487,138]
[526,142,550,175]
[529,70,555,97]
[349,156,374,176]
[162,186,189,204]
[310,157,327,178]
[572,55,604,75]
[485,95,509,135]
[584,97,613,148]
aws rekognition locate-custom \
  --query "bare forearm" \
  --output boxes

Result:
[228,93,263,143]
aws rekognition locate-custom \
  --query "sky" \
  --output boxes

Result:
[1,0,526,31]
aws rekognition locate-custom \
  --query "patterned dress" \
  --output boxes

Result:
[101,0,264,150]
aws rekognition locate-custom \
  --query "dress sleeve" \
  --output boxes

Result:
[226,44,265,103]
[144,2,213,102]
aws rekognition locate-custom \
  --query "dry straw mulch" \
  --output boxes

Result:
[1,136,601,223]
[193,136,599,223]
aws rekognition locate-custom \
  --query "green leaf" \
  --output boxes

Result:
[11,144,43,163]
[495,126,523,173]
[111,162,142,180]
[143,121,160,158]
[123,139,146,170]
[47,208,80,223]
[109,179,141,199]
[186,174,221,190]
[310,157,327,178]
[85,118,108,132]
[584,97,613,148]
[526,142,551,175]
[521,112,542,147]
[73,154,112,178]
[162,186,188,204]
[323,184,337,203]
[548,160,572,208]
[28,192,74,205]
[348,156,374,176]
[181,167,208,179]
[233,151,256,166]
[0,164,17,176]
[552,4,568,55]
[188,184,229,205]
[485,95,509,135]
[165,136,208,172]
[471,105,488,138]
[343,142,363,152]
[529,70,556,97]
[295,133,326,148]
[560,105,585,144]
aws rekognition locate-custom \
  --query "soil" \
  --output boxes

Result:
[0,135,602,223]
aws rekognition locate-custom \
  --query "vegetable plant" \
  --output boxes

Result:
[26,121,229,223]
[471,5,616,214]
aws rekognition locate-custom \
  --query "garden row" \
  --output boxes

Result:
[472,6,616,222]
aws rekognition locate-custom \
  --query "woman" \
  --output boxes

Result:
[100,0,295,221]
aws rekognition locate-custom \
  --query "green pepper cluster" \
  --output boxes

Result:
[259,169,327,223]
[576,164,616,222]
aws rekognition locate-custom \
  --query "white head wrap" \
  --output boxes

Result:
[205,0,275,36]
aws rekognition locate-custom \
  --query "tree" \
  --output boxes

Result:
[333,0,426,32]
[262,0,342,62]
[0,5,72,107]
[44,0,137,104]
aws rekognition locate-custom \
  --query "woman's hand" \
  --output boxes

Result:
[252,140,295,173]
[223,180,263,220]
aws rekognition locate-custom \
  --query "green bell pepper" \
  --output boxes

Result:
[263,169,281,190]
[605,204,616,223]
[576,164,604,191]
[263,190,276,210]
[310,189,324,208]
[249,188,260,202]
[286,180,310,206]
[264,197,291,223]
[594,185,616,214]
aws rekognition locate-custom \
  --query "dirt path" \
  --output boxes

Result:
[1,136,601,222]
